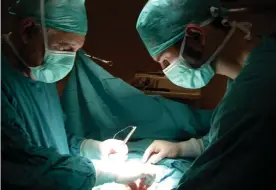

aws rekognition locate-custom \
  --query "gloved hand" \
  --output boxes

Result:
[80,139,128,161]
[92,160,156,187]
[142,138,204,164]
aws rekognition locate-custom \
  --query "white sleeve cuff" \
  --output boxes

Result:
[80,139,101,159]
[179,138,204,158]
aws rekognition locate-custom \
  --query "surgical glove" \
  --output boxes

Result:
[92,160,156,187]
[142,138,204,164]
[80,139,128,160]
[142,140,181,164]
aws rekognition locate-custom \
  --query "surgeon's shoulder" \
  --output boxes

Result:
[222,72,276,111]
[212,51,276,126]
[244,34,276,70]
[231,35,276,107]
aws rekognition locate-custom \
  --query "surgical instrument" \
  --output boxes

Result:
[84,54,113,66]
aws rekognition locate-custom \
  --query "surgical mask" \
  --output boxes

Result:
[20,46,76,83]
[29,1,76,83]
[5,1,77,83]
[163,57,215,89]
[29,49,76,83]
[3,33,75,84]
[163,21,251,89]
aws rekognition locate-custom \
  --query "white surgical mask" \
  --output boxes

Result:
[163,21,251,89]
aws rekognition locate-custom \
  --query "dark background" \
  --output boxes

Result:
[2,0,276,109]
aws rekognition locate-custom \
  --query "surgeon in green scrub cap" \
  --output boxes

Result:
[137,0,276,189]
[2,0,155,189]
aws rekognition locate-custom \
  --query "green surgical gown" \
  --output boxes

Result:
[1,53,96,189]
[176,35,276,189]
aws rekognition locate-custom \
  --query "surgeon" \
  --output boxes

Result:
[1,0,155,189]
[136,0,276,189]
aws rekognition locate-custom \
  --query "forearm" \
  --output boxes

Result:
[177,138,204,158]
[2,137,96,189]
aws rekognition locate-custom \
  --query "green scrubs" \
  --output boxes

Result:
[177,35,276,189]
[1,53,96,189]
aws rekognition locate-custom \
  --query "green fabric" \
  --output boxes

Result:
[176,35,276,189]
[136,0,220,56]
[9,0,88,35]
[1,53,95,189]
[61,49,213,141]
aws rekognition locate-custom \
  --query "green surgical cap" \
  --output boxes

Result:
[10,0,88,35]
[136,0,221,56]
